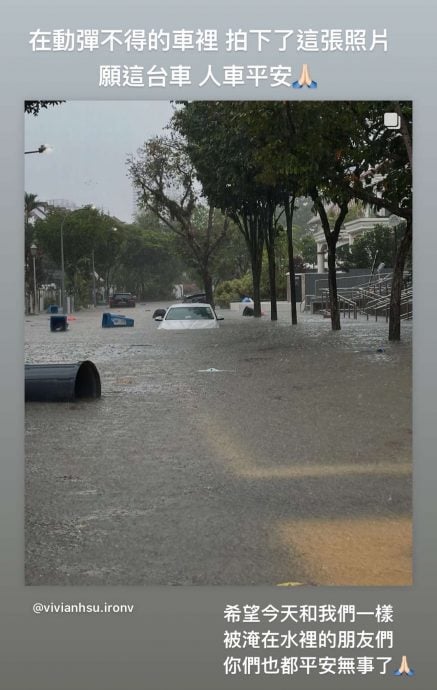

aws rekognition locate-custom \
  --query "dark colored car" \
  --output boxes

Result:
[183,293,207,303]
[109,292,136,308]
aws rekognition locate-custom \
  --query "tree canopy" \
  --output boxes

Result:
[127,134,230,305]
[24,101,64,116]
[172,100,412,337]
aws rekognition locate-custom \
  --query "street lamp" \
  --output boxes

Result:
[106,228,118,301]
[24,144,53,155]
[91,249,96,307]
[60,205,97,314]
[60,215,68,315]
[30,242,38,314]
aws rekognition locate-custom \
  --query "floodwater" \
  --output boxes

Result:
[25,304,412,585]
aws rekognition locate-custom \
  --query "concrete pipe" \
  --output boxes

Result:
[25,360,101,402]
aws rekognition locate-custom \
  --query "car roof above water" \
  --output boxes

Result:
[167,303,213,309]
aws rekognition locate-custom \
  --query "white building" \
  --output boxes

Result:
[310,206,403,273]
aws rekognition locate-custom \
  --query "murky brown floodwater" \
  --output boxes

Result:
[25,304,412,585]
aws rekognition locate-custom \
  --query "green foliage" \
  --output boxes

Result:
[127,135,231,302]
[33,206,120,306]
[214,274,253,307]
[294,233,317,267]
[173,100,411,334]
[32,205,185,306]
[336,223,407,270]
[259,248,305,300]
[24,101,64,116]
[172,102,292,314]
[212,222,251,284]
[215,252,305,305]
[24,193,45,312]
[114,213,184,299]
[292,198,314,229]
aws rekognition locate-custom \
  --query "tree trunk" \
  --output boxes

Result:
[389,220,412,341]
[267,243,277,320]
[311,192,348,332]
[265,205,277,321]
[394,102,412,167]
[245,214,264,318]
[284,197,297,325]
[327,242,341,330]
[233,212,265,318]
[203,272,214,307]
[251,257,262,317]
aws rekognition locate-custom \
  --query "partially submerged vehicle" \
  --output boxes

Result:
[154,303,223,330]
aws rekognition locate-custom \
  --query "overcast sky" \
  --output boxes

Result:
[25,101,175,223]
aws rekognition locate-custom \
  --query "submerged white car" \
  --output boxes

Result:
[155,303,223,330]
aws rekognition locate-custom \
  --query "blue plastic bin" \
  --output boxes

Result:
[102,312,134,328]
[50,315,68,332]
[47,305,59,314]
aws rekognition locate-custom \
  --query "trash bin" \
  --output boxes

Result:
[25,360,101,402]
[47,304,59,314]
[50,314,68,331]
[102,312,134,328]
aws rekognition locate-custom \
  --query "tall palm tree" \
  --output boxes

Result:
[25,193,45,222]
[24,193,45,313]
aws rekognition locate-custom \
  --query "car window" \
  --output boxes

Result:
[165,306,214,320]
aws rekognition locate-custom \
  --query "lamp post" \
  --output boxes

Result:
[30,242,38,314]
[60,215,67,315]
[24,144,53,155]
[91,249,96,307]
[106,227,117,300]
[60,204,96,314]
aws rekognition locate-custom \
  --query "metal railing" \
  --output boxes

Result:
[312,272,412,322]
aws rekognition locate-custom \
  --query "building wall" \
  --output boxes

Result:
[287,269,392,304]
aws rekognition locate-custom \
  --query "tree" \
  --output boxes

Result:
[114,216,183,299]
[172,102,283,319]
[292,197,314,229]
[297,233,317,267]
[221,102,352,328]
[34,206,124,307]
[336,224,407,271]
[272,102,356,330]
[254,101,411,335]
[333,101,412,340]
[311,194,350,329]
[277,101,411,333]
[24,193,45,313]
[24,101,64,116]
[33,203,187,305]
[243,101,306,325]
[174,100,412,336]
[127,135,229,306]
[211,222,251,286]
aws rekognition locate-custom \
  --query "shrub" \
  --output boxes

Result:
[215,274,253,308]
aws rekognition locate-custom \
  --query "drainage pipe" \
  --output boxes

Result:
[25,360,101,402]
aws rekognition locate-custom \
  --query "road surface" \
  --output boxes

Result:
[25,305,412,585]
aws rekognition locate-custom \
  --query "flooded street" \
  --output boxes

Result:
[25,304,412,586]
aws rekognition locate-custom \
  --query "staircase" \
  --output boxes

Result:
[316,273,412,321]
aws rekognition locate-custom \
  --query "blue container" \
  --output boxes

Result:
[50,315,68,332]
[102,312,134,328]
[47,305,59,314]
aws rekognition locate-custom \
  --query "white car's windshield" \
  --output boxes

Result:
[165,306,214,320]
